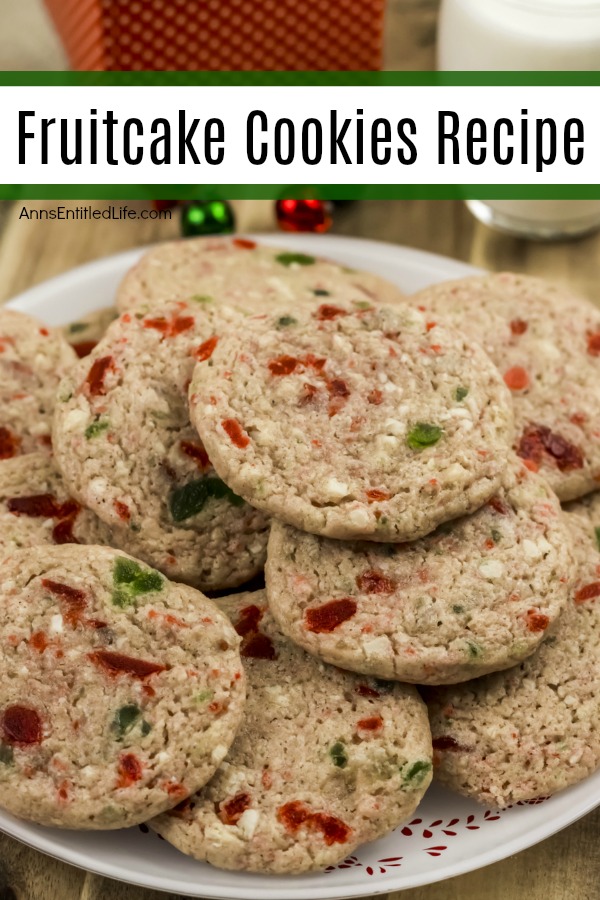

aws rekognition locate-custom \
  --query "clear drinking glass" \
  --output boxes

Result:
[438,0,600,71]
[438,0,600,239]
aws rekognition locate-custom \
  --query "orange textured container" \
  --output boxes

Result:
[44,0,385,71]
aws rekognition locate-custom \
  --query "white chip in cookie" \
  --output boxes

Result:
[427,492,600,806]
[116,236,406,315]
[266,459,573,684]
[52,300,269,591]
[0,544,246,829]
[189,302,514,542]
[151,590,432,874]
[0,309,76,462]
[413,273,600,501]
[0,452,112,551]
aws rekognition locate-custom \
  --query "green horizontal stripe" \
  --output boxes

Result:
[3,184,600,200]
[2,71,600,87]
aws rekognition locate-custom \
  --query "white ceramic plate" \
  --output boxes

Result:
[4,234,599,898]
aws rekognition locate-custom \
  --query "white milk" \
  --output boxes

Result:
[438,0,600,236]
[438,0,600,70]
[466,199,600,238]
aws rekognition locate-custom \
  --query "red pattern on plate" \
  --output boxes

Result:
[324,807,509,875]
[326,855,403,876]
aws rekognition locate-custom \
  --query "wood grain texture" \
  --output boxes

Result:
[0,831,83,900]
[334,200,600,305]
[78,873,183,900]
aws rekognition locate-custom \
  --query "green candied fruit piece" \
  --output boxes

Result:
[329,741,348,768]
[352,299,371,309]
[407,423,443,451]
[169,477,244,523]
[190,294,213,304]
[112,557,164,607]
[134,570,164,593]
[491,529,503,544]
[114,557,163,591]
[595,526,600,551]
[113,704,141,738]
[452,604,464,614]
[0,744,13,765]
[85,419,109,440]
[276,252,315,267]
[454,386,469,402]
[195,689,214,704]
[112,590,133,609]
[114,557,145,585]
[140,720,152,736]
[466,641,483,659]
[68,322,89,334]
[276,315,298,328]
[312,288,330,297]
[403,759,432,786]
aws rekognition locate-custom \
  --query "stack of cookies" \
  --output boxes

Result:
[413,274,600,806]
[0,236,599,875]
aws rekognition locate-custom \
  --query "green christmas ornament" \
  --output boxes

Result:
[181,200,235,237]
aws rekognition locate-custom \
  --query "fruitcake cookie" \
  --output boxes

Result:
[151,590,432,874]
[116,236,406,315]
[266,459,573,684]
[413,273,600,501]
[426,491,600,806]
[63,306,118,358]
[52,300,270,590]
[189,303,514,542]
[0,309,77,462]
[0,544,245,829]
[0,453,113,552]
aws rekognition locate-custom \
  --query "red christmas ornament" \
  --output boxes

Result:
[152,200,179,212]
[275,199,333,233]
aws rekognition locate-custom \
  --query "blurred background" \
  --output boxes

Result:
[0,0,66,69]
[0,0,598,308]
[0,0,434,70]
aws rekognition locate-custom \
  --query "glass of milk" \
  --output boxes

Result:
[438,0,600,239]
